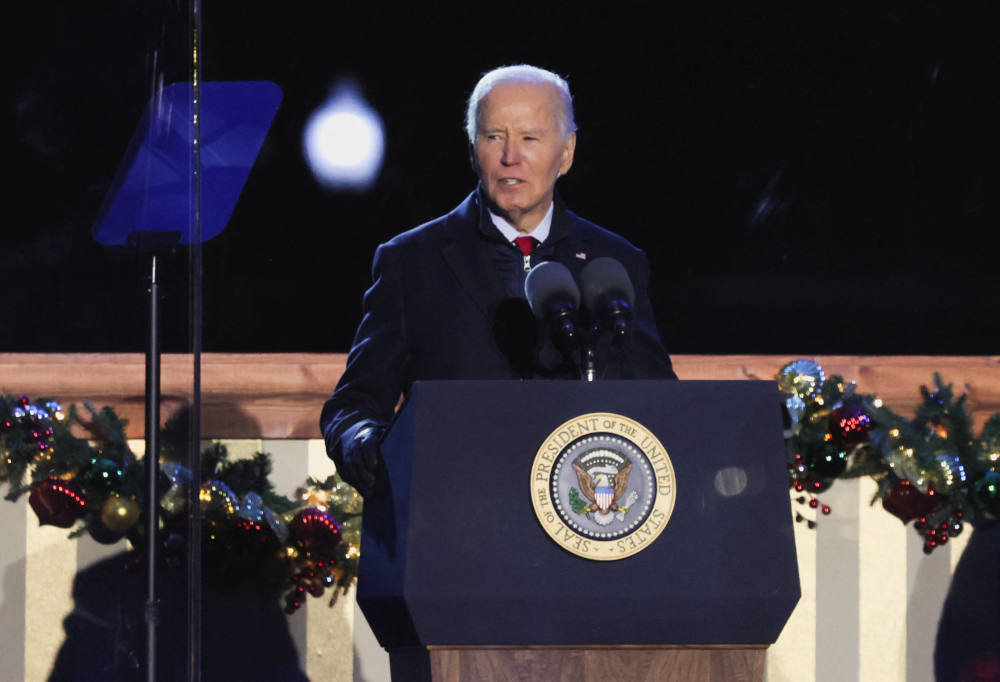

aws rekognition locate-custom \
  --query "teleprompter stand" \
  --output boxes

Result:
[92,80,281,681]
[358,379,800,681]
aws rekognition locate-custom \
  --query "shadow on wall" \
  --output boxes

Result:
[48,552,309,682]
[934,522,1000,682]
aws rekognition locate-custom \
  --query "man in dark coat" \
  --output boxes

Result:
[321,65,676,497]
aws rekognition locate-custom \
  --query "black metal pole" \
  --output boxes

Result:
[583,344,597,382]
[144,253,161,682]
[187,247,203,682]
[188,3,203,678]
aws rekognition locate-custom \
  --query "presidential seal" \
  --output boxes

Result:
[530,412,676,561]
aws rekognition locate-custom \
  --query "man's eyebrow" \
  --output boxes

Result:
[477,125,548,136]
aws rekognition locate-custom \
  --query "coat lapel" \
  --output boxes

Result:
[547,205,593,282]
[440,193,506,318]
[438,190,593,319]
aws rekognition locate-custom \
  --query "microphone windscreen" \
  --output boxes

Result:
[524,261,580,316]
[580,257,635,312]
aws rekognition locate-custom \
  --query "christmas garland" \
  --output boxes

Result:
[779,360,1000,551]
[0,396,361,612]
[3,362,999,615]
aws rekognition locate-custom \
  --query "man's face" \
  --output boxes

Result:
[473,81,576,233]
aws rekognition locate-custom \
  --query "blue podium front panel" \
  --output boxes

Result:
[358,380,799,647]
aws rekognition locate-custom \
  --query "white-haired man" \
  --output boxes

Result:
[465,65,577,235]
[321,65,676,497]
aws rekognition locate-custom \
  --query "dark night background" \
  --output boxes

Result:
[9,2,999,356]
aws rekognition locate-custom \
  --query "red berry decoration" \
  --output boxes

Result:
[28,479,87,528]
[805,475,832,493]
[828,403,872,447]
[289,508,342,562]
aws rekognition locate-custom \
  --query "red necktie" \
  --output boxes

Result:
[514,236,539,255]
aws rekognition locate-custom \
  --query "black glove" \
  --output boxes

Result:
[338,423,384,499]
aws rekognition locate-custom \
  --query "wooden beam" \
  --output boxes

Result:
[1,354,997,438]
[675,355,1000,425]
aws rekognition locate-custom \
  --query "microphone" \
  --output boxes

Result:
[580,257,635,341]
[525,261,581,351]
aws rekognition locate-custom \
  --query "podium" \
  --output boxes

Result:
[357,380,800,681]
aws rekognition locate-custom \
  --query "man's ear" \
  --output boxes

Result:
[559,131,577,176]
[468,141,482,177]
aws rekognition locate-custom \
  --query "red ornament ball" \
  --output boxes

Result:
[882,480,939,524]
[289,508,342,562]
[28,479,87,528]
[828,403,872,446]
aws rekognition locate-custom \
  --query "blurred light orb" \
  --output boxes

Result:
[303,84,384,190]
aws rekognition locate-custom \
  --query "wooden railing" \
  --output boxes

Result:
[2,354,998,437]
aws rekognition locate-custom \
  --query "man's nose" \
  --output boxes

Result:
[501,140,521,165]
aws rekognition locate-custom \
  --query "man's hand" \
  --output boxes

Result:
[339,424,384,499]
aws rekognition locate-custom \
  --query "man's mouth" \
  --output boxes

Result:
[501,178,521,185]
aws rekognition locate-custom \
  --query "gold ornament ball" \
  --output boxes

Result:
[887,447,931,492]
[341,515,362,547]
[101,496,141,533]
[777,360,826,400]
[160,484,187,515]
[330,481,364,514]
[0,440,11,479]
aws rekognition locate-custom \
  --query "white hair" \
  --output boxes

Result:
[464,64,577,144]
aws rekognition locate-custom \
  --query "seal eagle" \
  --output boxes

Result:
[572,459,632,514]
